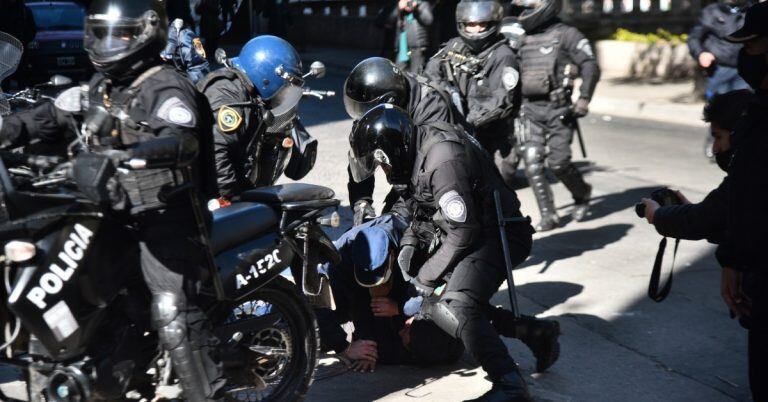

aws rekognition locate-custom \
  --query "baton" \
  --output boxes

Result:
[561,113,588,159]
[493,190,527,318]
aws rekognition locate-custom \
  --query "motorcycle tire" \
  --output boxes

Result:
[221,276,319,402]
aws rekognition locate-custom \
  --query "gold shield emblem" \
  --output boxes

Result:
[193,38,207,59]
[218,106,243,133]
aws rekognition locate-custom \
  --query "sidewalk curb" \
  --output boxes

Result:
[590,96,706,128]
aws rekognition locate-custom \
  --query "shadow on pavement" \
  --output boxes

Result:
[564,186,659,223]
[520,224,632,273]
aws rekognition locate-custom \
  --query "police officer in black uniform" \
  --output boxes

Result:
[515,0,600,231]
[343,57,458,225]
[0,1,224,400]
[425,0,521,188]
[349,104,561,402]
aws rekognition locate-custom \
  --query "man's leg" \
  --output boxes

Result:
[487,307,560,372]
[429,245,533,400]
[546,105,592,221]
[521,103,559,231]
[409,47,426,74]
[139,214,223,402]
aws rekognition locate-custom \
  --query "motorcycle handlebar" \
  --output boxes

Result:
[302,89,336,100]
[0,151,64,171]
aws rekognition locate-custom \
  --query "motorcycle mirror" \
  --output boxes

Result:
[308,61,326,79]
[49,75,73,87]
[215,48,229,67]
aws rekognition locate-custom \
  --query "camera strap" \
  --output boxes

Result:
[648,236,680,302]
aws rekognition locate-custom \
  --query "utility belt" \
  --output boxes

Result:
[524,87,572,108]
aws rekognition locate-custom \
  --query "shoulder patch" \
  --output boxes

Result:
[502,67,520,91]
[439,190,467,223]
[157,96,195,127]
[217,106,243,133]
[576,38,594,58]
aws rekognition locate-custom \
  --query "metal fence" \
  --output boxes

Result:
[282,0,703,49]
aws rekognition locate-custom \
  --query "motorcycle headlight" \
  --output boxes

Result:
[4,241,36,263]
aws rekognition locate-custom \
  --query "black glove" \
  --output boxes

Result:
[572,98,590,118]
[353,199,376,226]
[408,278,435,298]
[397,245,416,281]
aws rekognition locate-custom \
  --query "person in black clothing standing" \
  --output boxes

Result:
[514,0,600,231]
[687,0,751,99]
[343,57,457,226]
[381,0,434,74]
[425,0,522,188]
[0,1,224,400]
[721,5,768,399]
[349,104,560,402]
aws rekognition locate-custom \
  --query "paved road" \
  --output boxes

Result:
[1,68,748,401]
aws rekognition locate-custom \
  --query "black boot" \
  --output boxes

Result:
[467,370,533,402]
[571,184,592,222]
[490,310,561,373]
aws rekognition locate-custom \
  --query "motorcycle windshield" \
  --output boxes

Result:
[0,31,22,116]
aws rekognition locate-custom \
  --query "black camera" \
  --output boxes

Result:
[635,187,683,218]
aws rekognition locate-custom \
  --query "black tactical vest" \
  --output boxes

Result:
[518,25,565,98]
[86,66,188,212]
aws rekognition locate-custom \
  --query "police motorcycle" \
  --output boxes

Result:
[0,52,342,402]
[213,40,334,189]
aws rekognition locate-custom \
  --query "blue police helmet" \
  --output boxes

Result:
[233,35,304,118]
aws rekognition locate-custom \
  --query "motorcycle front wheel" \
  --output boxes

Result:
[221,276,319,402]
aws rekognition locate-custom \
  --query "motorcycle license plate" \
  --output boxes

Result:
[56,56,75,67]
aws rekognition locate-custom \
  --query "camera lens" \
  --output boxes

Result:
[635,203,646,218]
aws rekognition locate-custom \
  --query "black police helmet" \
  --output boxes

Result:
[516,0,562,32]
[456,0,505,53]
[348,104,415,186]
[85,0,168,79]
[344,57,410,120]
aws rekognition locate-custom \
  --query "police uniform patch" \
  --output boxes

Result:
[439,190,467,223]
[157,97,195,127]
[502,67,520,91]
[218,106,243,133]
[576,38,594,58]
[193,38,207,59]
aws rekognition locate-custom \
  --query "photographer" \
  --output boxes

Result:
[381,0,434,73]
[641,90,752,242]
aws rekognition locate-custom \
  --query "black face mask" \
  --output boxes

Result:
[737,49,768,91]
[715,149,734,172]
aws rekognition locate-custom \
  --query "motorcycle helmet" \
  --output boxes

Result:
[343,57,410,120]
[84,0,168,79]
[515,0,562,32]
[456,0,505,53]
[231,35,304,132]
[348,104,415,186]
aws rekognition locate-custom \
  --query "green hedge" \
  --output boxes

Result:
[611,28,688,45]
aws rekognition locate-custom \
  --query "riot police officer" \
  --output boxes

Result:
[425,0,521,188]
[343,57,458,225]
[161,17,211,83]
[0,1,224,400]
[198,35,307,200]
[349,104,561,402]
[515,0,600,231]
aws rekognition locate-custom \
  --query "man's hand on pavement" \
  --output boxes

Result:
[371,297,399,317]
[698,52,716,69]
[343,340,378,362]
[351,359,377,373]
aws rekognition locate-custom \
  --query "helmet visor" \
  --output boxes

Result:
[456,1,503,23]
[267,83,303,117]
[348,150,376,183]
[344,96,383,120]
[84,18,146,59]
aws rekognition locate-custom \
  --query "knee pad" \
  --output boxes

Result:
[429,300,463,339]
[522,145,546,176]
[151,292,188,351]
